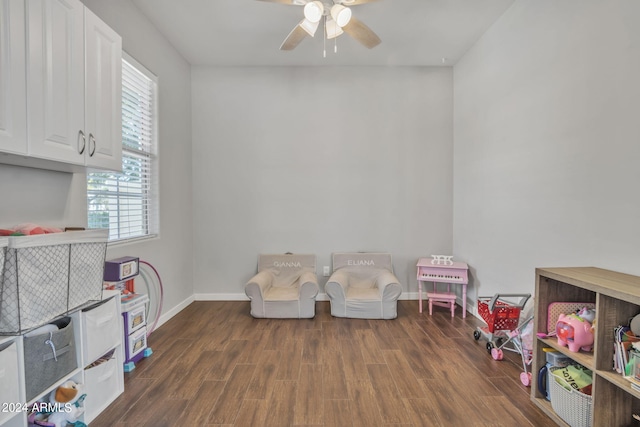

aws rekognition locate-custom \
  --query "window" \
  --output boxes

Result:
[87,54,158,242]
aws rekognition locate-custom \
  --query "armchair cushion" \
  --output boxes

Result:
[245,254,319,318]
[326,253,402,319]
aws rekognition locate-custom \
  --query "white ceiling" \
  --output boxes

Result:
[131,0,515,67]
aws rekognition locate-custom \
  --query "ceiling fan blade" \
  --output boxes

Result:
[342,17,381,49]
[280,25,308,50]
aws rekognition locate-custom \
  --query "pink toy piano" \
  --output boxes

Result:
[417,256,469,317]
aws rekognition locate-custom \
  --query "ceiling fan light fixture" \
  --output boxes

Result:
[303,1,324,23]
[330,4,352,27]
[325,18,344,39]
[299,18,320,37]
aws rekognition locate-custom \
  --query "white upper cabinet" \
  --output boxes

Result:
[1,0,122,172]
[84,7,122,170]
[0,0,27,155]
[26,0,85,165]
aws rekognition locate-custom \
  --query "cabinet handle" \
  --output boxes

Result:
[89,133,96,157]
[78,130,86,155]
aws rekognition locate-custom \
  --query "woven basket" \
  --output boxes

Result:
[549,367,592,427]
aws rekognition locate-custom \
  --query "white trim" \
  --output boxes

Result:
[152,294,195,330]
[189,292,477,317]
[194,293,250,301]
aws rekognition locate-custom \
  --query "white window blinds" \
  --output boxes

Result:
[87,55,158,242]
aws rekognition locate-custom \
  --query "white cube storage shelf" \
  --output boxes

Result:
[0,290,123,426]
[84,353,123,422]
[0,340,20,426]
[82,296,121,363]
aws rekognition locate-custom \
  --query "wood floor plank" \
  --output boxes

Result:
[265,380,297,426]
[206,339,248,381]
[140,399,188,427]
[382,349,427,398]
[402,398,443,427]
[233,399,270,426]
[323,399,353,427]
[302,329,323,364]
[245,349,281,400]
[209,363,257,424]
[366,364,411,424]
[263,319,292,350]
[339,338,369,382]
[357,329,386,364]
[88,377,155,426]
[368,320,400,350]
[394,338,436,380]
[276,338,303,380]
[185,380,226,425]
[294,363,324,425]
[322,349,349,400]
[347,380,383,427]
[92,301,557,426]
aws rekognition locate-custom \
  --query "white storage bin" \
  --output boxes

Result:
[82,297,120,363]
[84,354,123,423]
[0,230,108,334]
[0,340,21,425]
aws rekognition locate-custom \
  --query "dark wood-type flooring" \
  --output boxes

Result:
[90,300,556,426]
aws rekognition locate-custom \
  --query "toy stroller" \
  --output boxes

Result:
[473,293,533,386]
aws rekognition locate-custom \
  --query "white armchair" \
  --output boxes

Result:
[245,254,319,318]
[325,252,402,319]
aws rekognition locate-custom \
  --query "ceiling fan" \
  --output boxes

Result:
[257,0,382,53]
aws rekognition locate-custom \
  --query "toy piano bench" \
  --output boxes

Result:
[416,256,469,318]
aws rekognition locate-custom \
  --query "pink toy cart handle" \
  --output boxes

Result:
[481,293,531,312]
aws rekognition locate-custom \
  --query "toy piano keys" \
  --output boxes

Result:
[417,256,469,317]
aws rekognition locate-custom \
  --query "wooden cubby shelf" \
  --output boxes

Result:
[531,267,640,426]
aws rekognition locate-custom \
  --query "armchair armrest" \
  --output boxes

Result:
[298,270,319,300]
[374,270,402,301]
[325,270,350,300]
[245,270,275,300]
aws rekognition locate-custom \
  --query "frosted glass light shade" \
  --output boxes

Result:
[330,4,352,27]
[325,18,344,39]
[304,1,324,23]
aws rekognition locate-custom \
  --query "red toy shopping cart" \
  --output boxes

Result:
[473,293,533,385]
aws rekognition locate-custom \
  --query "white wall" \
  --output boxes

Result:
[0,0,194,325]
[191,66,453,298]
[453,0,640,309]
[81,0,194,323]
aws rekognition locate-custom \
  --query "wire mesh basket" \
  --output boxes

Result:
[549,367,592,427]
[0,230,108,334]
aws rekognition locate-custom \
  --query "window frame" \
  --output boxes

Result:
[86,52,159,244]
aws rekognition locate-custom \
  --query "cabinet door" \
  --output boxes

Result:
[26,0,85,165]
[84,8,122,171]
[0,0,27,155]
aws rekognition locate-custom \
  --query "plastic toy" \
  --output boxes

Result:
[556,313,594,352]
[46,381,87,427]
[577,307,596,323]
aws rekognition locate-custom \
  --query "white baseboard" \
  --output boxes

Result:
[185,292,478,317]
[151,294,195,331]
[194,293,249,301]
[194,292,430,302]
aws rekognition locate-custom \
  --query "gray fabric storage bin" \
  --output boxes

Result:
[23,317,77,401]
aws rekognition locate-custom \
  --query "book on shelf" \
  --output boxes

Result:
[614,325,640,376]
